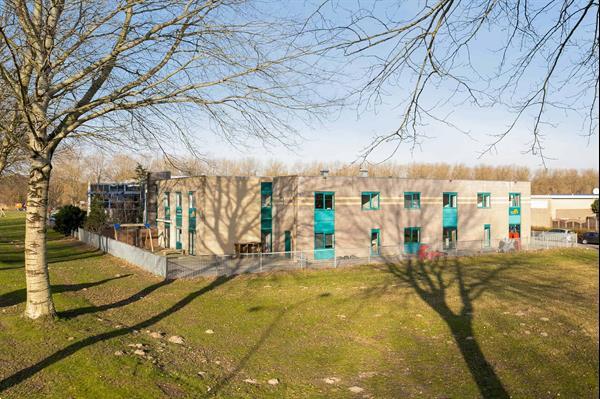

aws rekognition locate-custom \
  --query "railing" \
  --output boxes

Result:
[165,234,579,279]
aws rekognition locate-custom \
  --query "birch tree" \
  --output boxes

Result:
[0,0,334,319]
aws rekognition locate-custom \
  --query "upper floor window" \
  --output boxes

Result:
[188,191,196,209]
[175,192,182,208]
[477,192,491,208]
[509,193,521,207]
[261,182,272,208]
[315,192,334,210]
[404,192,421,209]
[163,192,170,208]
[443,192,457,208]
[361,192,380,210]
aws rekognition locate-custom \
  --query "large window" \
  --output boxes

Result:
[315,192,334,210]
[315,232,334,249]
[163,192,170,220]
[443,227,458,250]
[370,229,381,255]
[484,224,491,247]
[188,230,196,255]
[443,192,457,208]
[477,192,491,208]
[188,191,196,209]
[404,227,420,243]
[361,192,380,210]
[404,192,421,209]
[509,193,521,207]
[175,192,182,208]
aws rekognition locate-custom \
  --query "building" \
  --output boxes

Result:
[155,173,531,257]
[531,193,598,230]
[88,181,144,223]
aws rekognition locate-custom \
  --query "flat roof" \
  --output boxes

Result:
[531,194,599,199]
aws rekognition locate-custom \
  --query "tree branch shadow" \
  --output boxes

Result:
[0,274,235,392]
[387,257,511,399]
[0,274,133,308]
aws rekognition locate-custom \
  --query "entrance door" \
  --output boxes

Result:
[175,227,182,250]
[370,229,380,255]
[443,227,457,250]
[164,222,170,248]
[284,231,292,256]
[509,224,521,239]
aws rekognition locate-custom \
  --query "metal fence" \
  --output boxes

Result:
[166,233,579,279]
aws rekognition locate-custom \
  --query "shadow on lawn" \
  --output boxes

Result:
[387,257,511,399]
[0,274,235,393]
[206,292,332,397]
[0,240,104,266]
[0,274,132,308]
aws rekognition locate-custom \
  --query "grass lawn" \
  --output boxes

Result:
[0,210,598,398]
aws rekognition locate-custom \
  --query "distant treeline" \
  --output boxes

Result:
[1,152,597,207]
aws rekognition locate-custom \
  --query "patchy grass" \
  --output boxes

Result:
[0,210,598,398]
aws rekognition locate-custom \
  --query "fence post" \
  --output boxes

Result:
[260,252,263,272]
[367,247,371,265]
[333,249,337,268]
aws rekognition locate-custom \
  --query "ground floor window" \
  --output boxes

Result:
[404,227,420,254]
[443,227,458,250]
[315,232,334,249]
[509,223,521,239]
[261,230,272,253]
[164,222,170,248]
[484,224,491,247]
[370,228,380,255]
[188,229,196,255]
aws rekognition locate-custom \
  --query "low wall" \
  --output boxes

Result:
[76,228,167,278]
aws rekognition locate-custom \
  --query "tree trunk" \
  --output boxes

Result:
[24,157,56,319]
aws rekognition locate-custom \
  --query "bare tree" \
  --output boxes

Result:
[0,81,26,176]
[0,0,335,319]
[317,0,599,164]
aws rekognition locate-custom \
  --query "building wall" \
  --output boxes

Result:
[531,195,598,227]
[283,176,530,255]
[156,176,262,255]
[158,174,531,256]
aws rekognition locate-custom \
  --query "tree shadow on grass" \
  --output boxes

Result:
[0,274,133,308]
[206,292,332,397]
[387,257,511,399]
[0,275,235,392]
[0,241,105,266]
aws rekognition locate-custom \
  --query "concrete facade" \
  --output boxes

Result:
[156,175,531,256]
[531,194,598,228]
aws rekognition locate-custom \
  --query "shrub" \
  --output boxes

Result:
[53,205,86,236]
[84,196,107,233]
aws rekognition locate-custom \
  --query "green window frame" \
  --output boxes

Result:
[404,192,421,209]
[163,192,170,220]
[483,224,491,247]
[315,192,334,210]
[404,227,420,243]
[361,192,380,210]
[477,192,491,208]
[370,228,381,255]
[509,192,521,207]
[261,182,273,208]
[443,192,458,208]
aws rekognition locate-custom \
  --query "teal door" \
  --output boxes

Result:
[370,229,380,255]
[284,231,292,252]
[175,227,182,250]
[404,227,420,254]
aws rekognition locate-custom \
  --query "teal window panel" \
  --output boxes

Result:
[484,224,491,247]
[314,209,335,233]
[403,227,420,254]
[361,192,380,210]
[189,217,196,230]
[261,207,272,221]
[261,220,273,231]
[404,192,421,209]
[442,208,458,227]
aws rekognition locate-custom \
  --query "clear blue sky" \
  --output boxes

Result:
[160,1,600,170]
